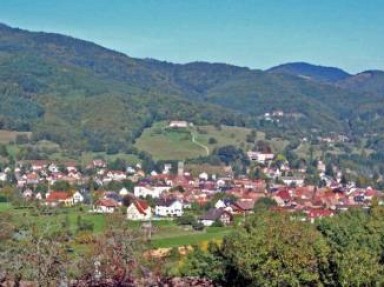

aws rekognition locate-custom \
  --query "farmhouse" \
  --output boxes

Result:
[155,198,183,217]
[199,207,233,226]
[45,191,73,207]
[92,199,119,213]
[168,121,190,128]
[134,185,170,198]
[126,199,152,221]
[247,151,274,164]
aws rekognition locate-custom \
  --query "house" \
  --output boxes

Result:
[0,172,8,182]
[106,170,127,181]
[306,208,334,223]
[199,172,209,181]
[155,198,183,217]
[48,163,60,173]
[119,187,130,196]
[22,189,33,199]
[134,185,170,198]
[45,191,73,207]
[92,159,107,168]
[31,160,49,171]
[231,199,256,214]
[92,199,119,213]
[63,161,78,173]
[199,207,233,226]
[214,199,227,209]
[126,199,152,221]
[103,191,122,203]
[72,191,84,204]
[247,151,274,164]
[168,121,189,128]
[25,172,40,185]
[281,177,305,187]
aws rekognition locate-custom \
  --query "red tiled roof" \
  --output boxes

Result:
[134,199,149,215]
[276,189,292,201]
[46,191,71,202]
[307,208,334,219]
[96,199,119,208]
[233,199,256,211]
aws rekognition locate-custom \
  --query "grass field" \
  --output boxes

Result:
[134,121,292,161]
[0,203,232,249]
[0,202,12,212]
[135,122,261,160]
[134,122,207,160]
[192,125,262,153]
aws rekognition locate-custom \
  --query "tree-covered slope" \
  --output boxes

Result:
[1,23,384,153]
[267,62,351,83]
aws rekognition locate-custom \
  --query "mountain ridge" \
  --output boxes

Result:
[1,23,384,153]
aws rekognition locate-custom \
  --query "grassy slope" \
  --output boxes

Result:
[135,121,291,160]
[135,122,257,160]
[134,122,207,160]
[192,125,263,153]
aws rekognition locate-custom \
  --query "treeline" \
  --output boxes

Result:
[176,204,384,286]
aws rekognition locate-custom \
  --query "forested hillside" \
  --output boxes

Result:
[1,23,384,153]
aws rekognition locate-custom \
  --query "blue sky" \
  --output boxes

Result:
[0,0,383,73]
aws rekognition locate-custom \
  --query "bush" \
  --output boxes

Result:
[192,221,205,231]
[211,220,224,227]
[208,137,218,144]
[75,231,95,244]
[176,213,196,226]
[76,215,94,232]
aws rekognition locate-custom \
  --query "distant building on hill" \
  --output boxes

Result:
[168,121,192,128]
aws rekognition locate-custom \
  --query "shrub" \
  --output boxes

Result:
[208,137,218,144]
[192,221,205,231]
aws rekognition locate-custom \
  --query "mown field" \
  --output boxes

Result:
[134,122,257,160]
[134,121,292,161]
[134,122,207,160]
[192,125,262,153]
[0,203,233,249]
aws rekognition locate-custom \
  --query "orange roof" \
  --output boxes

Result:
[46,191,71,202]
[134,199,149,215]
[96,198,119,208]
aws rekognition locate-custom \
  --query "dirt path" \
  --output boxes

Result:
[191,132,210,156]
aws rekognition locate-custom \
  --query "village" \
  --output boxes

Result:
[0,145,381,229]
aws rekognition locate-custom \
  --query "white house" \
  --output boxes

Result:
[168,121,189,128]
[247,151,275,164]
[155,198,183,217]
[0,172,7,182]
[106,170,127,181]
[119,187,129,196]
[48,163,60,173]
[199,172,209,181]
[214,199,227,209]
[72,191,84,204]
[126,199,152,221]
[134,186,170,198]
[281,177,305,187]
[22,189,33,199]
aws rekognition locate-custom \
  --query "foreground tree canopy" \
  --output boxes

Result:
[181,205,384,286]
